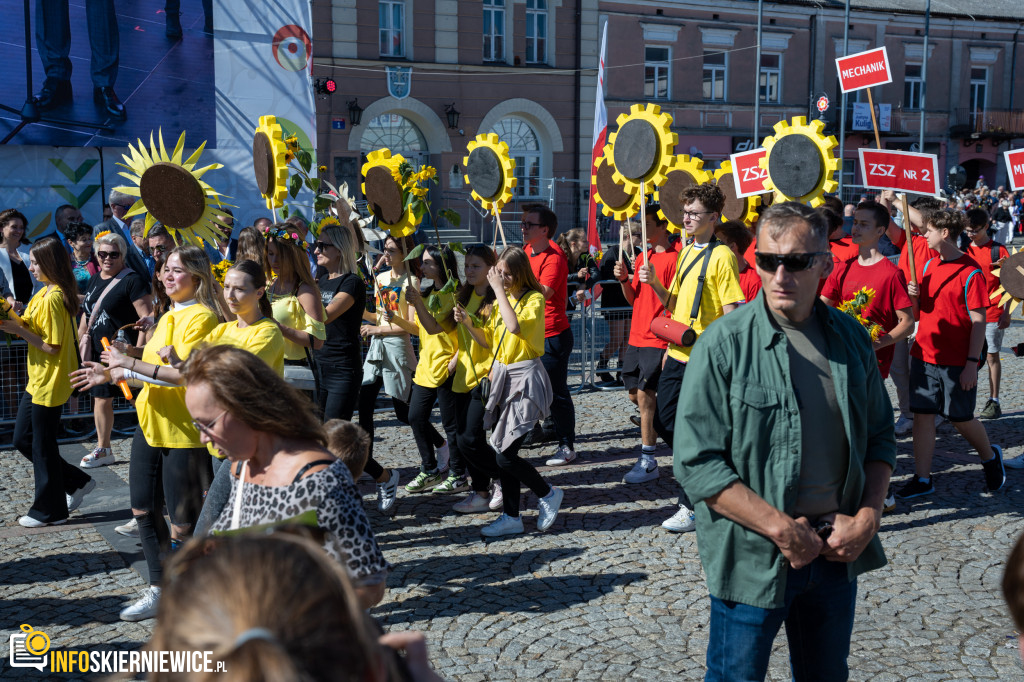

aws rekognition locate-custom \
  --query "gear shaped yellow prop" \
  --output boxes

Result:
[253,115,290,210]
[463,133,517,214]
[361,148,421,239]
[655,155,712,233]
[759,117,838,207]
[713,160,762,226]
[591,153,642,221]
[606,103,677,193]
[115,128,231,249]
[991,249,1024,315]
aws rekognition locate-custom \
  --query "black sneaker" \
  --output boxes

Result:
[983,444,1006,492]
[598,372,615,383]
[629,415,641,428]
[895,477,934,499]
[979,399,1002,420]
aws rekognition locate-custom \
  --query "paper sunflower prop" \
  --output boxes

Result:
[114,129,231,248]
[713,160,762,227]
[838,287,885,342]
[591,154,642,221]
[991,249,1024,314]
[606,103,677,193]
[464,133,517,214]
[655,155,712,233]
[361,149,421,239]
[253,115,290,210]
[759,117,838,208]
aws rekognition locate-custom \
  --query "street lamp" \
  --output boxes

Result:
[444,103,460,129]
[347,99,363,127]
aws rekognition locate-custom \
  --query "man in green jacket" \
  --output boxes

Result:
[675,201,896,681]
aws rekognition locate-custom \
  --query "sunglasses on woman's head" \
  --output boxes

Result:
[754,252,827,273]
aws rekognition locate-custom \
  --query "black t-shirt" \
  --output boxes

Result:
[315,272,366,364]
[11,257,32,304]
[81,270,150,361]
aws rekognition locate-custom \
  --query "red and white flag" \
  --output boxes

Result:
[587,22,608,260]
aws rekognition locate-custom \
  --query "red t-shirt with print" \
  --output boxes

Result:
[821,256,912,378]
[627,243,680,348]
[966,239,1010,323]
[527,239,569,338]
[910,253,988,366]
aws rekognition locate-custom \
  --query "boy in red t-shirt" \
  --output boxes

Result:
[898,209,1005,500]
[522,204,577,466]
[613,205,679,486]
[964,207,1010,420]
[820,201,914,380]
[715,220,761,303]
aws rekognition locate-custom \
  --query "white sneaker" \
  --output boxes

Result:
[453,492,491,514]
[537,486,564,532]
[1004,454,1024,470]
[893,415,913,436]
[545,445,577,467]
[480,513,524,537]
[435,441,450,473]
[376,470,400,515]
[66,479,96,513]
[623,455,659,484]
[120,586,161,622]
[115,517,139,537]
[81,446,115,468]
[661,504,696,532]
[18,515,67,528]
[489,482,504,511]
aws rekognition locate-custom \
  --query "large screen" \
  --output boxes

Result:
[0,0,216,147]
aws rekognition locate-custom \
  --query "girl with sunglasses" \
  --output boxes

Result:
[1,236,94,528]
[456,246,564,537]
[78,229,153,469]
[71,245,224,623]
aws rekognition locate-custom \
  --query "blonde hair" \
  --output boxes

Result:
[496,245,542,296]
[318,225,359,276]
[95,229,127,255]
[149,534,385,682]
[264,224,318,294]
[181,344,326,447]
[236,226,265,267]
[169,245,226,321]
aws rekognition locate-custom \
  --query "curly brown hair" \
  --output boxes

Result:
[680,183,725,214]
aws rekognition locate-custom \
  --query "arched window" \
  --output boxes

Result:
[491,117,541,198]
[361,114,427,155]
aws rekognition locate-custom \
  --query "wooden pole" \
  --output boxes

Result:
[621,216,630,266]
[900,193,917,286]
[494,209,508,249]
[865,88,883,149]
[640,180,648,268]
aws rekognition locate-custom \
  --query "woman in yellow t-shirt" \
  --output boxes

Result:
[71,245,222,622]
[263,224,325,362]
[206,259,285,377]
[389,245,463,495]
[457,246,562,538]
[1,236,93,528]
[449,245,498,514]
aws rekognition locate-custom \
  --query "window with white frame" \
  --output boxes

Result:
[645,46,670,100]
[703,51,726,101]
[904,64,922,110]
[970,67,988,112]
[759,53,781,103]
[492,117,541,198]
[483,0,505,62]
[526,0,547,64]
[379,1,404,58]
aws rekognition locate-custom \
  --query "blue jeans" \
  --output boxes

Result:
[705,557,857,682]
[541,327,575,448]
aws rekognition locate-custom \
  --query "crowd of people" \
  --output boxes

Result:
[1,176,1021,680]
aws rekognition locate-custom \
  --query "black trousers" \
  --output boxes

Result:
[654,357,690,508]
[494,434,551,518]
[541,327,576,448]
[357,375,411,480]
[14,392,91,522]
[128,430,210,586]
[317,356,362,423]
[407,376,459,474]
[453,387,493,493]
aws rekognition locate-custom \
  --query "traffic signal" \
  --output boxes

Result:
[315,78,337,95]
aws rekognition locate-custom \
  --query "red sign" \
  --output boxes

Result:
[729,148,770,198]
[858,149,940,195]
[836,47,892,93]
[1005,149,1024,191]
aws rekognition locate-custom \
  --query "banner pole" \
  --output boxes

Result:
[901,193,917,286]
[866,88,883,150]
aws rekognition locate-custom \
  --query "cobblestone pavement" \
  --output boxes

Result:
[3,325,1024,680]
